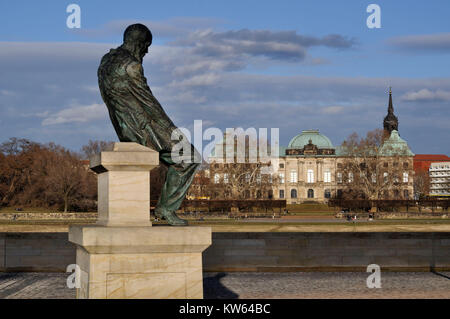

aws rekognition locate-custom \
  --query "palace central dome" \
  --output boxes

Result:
[287,130,334,149]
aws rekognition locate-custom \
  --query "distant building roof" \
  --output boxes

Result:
[287,130,334,150]
[379,130,414,156]
[279,146,287,156]
[414,154,450,161]
[413,154,450,172]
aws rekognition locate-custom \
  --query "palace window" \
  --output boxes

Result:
[324,171,331,183]
[291,189,297,198]
[404,189,409,199]
[348,172,354,183]
[337,172,343,184]
[307,189,314,198]
[307,169,314,183]
[324,189,331,199]
[372,173,377,183]
[256,174,261,184]
[403,172,409,183]
[224,173,229,184]
[279,163,284,168]
[214,173,220,184]
[279,173,285,184]
[279,189,285,199]
[383,172,388,183]
[290,170,298,183]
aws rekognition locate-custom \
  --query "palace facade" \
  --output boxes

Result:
[203,89,415,204]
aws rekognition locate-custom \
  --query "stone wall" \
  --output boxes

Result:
[203,232,450,271]
[0,234,4,271]
[0,233,75,272]
[0,232,449,272]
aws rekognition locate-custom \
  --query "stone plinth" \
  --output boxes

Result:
[69,142,212,299]
[90,142,158,227]
[69,226,211,298]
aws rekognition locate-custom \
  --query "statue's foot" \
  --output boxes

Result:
[155,208,188,226]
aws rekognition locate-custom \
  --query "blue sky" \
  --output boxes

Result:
[1,0,449,154]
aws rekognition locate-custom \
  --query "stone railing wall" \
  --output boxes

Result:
[0,233,75,272]
[0,232,449,272]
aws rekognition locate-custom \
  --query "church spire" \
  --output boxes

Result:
[383,87,398,135]
[388,87,393,114]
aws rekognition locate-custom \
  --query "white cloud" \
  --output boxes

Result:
[0,89,16,96]
[0,42,115,63]
[171,73,220,87]
[401,89,450,102]
[71,17,223,39]
[42,103,107,126]
[388,32,450,52]
[321,106,346,114]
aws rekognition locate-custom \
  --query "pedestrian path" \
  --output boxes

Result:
[0,272,448,299]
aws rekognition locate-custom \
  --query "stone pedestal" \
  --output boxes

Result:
[69,142,211,299]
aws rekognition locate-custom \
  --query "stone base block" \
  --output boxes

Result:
[69,225,211,299]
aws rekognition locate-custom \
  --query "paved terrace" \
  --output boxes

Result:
[0,272,448,299]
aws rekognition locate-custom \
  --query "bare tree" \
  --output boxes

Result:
[0,138,97,211]
[209,162,273,199]
[337,129,414,206]
[206,131,274,200]
[414,170,430,200]
[44,145,92,212]
[187,165,211,199]
[0,138,42,206]
[81,140,115,160]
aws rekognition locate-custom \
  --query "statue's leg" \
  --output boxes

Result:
[155,146,200,226]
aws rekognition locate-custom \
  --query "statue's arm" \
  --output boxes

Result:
[126,62,154,95]
[125,61,171,120]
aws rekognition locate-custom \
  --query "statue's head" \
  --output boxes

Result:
[123,24,153,62]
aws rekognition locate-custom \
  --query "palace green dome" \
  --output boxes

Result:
[287,130,334,149]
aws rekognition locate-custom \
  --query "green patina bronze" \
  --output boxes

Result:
[97,24,199,226]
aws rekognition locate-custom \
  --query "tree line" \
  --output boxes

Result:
[0,138,115,212]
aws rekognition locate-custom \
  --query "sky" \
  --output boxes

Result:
[0,0,449,155]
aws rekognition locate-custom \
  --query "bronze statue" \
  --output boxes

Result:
[98,24,200,226]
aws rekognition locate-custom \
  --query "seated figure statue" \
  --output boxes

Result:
[97,23,200,226]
